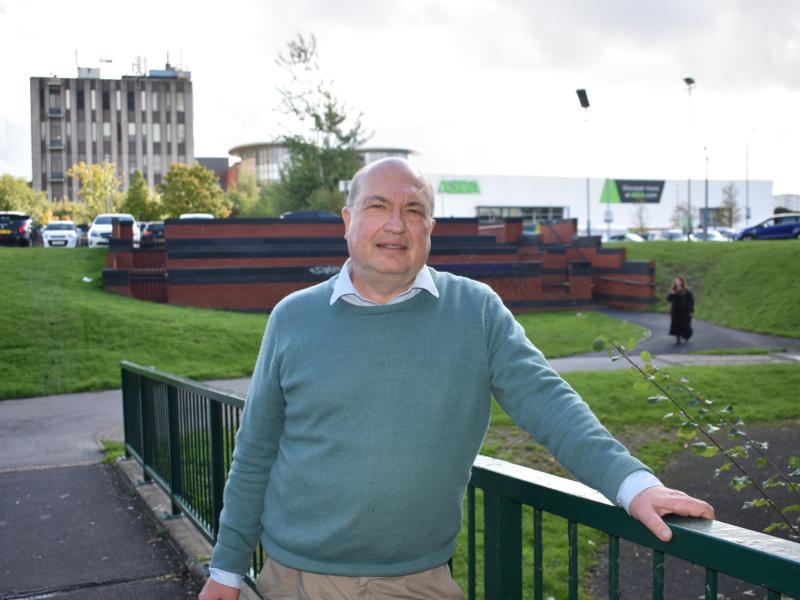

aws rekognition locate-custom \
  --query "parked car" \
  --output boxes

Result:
[693,229,729,242]
[140,221,165,247]
[715,227,737,240]
[42,220,78,248]
[179,213,214,220]
[76,224,90,246]
[0,211,33,246]
[606,232,645,242]
[87,213,140,248]
[736,213,800,240]
[279,210,341,220]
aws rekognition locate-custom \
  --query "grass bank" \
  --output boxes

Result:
[0,248,645,399]
[610,241,800,338]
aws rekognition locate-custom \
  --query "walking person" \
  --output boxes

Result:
[199,158,713,600]
[668,276,694,345]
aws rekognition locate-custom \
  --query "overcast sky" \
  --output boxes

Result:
[1,0,799,193]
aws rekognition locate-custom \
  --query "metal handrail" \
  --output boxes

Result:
[120,362,800,600]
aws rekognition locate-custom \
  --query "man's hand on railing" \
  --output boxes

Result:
[198,578,240,600]
[629,485,715,542]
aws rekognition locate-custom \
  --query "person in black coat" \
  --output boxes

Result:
[667,276,694,344]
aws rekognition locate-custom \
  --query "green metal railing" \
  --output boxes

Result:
[121,361,800,599]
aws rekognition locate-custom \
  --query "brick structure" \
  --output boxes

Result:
[102,216,655,312]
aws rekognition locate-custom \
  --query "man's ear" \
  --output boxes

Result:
[342,206,351,239]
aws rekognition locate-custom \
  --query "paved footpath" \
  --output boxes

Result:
[1,310,798,598]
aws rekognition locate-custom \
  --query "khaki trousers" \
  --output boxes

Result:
[256,558,464,600]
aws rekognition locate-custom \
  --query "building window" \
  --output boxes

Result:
[153,123,161,143]
[40,121,46,139]
[116,89,121,111]
[65,90,70,111]
[102,90,110,111]
[166,124,172,143]
[152,91,159,111]
[48,88,61,113]
[128,122,136,137]
[141,90,147,110]
[66,122,71,137]
[50,120,62,144]
[127,91,135,111]
[176,92,184,112]
[91,89,96,111]
[177,123,185,143]
[103,122,111,139]
[77,122,85,142]
[77,89,85,111]
[153,154,162,174]
[51,154,63,177]
[165,92,171,111]
[91,122,96,142]
[52,182,64,199]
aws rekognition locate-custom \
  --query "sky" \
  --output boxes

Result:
[1,0,799,194]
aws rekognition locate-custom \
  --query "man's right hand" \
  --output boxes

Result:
[198,578,240,600]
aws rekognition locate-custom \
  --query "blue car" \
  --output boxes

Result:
[736,213,800,240]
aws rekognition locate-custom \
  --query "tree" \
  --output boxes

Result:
[227,171,260,216]
[670,204,695,232]
[272,34,369,213]
[66,161,123,220]
[159,163,230,218]
[120,170,163,221]
[0,174,50,223]
[717,182,742,227]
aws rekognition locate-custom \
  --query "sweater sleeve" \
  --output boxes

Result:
[483,291,650,502]
[210,312,286,575]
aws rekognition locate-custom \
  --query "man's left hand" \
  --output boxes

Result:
[628,486,714,542]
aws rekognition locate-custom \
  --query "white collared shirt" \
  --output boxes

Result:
[329,259,440,306]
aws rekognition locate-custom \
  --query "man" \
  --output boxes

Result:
[199,158,713,600]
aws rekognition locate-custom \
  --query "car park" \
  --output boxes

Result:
[659,229,695,241]
[736,213,800,240]
[87,213,140,248]
[606,231,645,242]
[42,220,78,248]
[0,211,33,246]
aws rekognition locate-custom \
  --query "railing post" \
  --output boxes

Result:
[139,375,153,482]
[167,385,182,516]
[209,399,226,539]
[484,492,522,599]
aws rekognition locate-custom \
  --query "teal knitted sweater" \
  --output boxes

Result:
[211,268,648,577]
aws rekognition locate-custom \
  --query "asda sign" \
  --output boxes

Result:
[438,180,480,194]
[600,179,664,203]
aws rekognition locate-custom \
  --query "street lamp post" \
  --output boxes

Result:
[576,88,591,236]
[684,77,695,240]
[704,146,709,237]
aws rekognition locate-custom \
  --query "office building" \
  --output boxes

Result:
[30,64,194,201]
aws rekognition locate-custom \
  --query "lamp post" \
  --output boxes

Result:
[704,146,709,237]
[745,129,755,226]
[576,88,591,236]
[684,77,695,239]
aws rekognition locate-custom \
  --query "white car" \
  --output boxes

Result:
[42,220,78,248]
[179,213,214,219]
[88,213,140,248]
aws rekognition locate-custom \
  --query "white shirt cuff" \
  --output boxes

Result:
[209,567,243,589]
[616,470,663,513]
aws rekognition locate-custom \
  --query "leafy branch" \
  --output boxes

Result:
[593,336,800,539]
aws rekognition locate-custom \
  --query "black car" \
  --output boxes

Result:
[140,221,165,247]
[0,211,33,246]
[279,210,341,221]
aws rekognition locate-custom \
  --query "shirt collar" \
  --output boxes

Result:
[330,259,439,306]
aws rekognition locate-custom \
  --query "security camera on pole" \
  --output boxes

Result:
[576,89,592,236]
[683,77,695,241]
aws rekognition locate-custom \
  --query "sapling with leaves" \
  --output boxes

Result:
[593,336,800,539]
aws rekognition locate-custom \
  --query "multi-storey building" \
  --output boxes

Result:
[30,64,194,201]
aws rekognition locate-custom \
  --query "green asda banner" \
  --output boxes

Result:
[438,180,480,194]
[600,179,664,204]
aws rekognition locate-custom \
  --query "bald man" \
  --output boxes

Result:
[199,158,713,600]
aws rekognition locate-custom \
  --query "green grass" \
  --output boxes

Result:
[0,248,645,399]
[610,241,800,338]
[100,439,125,464]
[687,347,777,355]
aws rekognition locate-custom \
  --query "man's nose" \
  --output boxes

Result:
[383,207,406,232]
